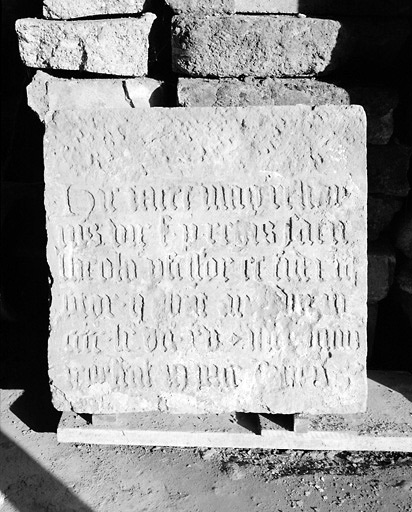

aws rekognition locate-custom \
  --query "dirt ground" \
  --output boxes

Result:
[1,388,411,512]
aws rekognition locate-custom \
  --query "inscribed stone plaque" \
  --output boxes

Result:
[45,106,367,414]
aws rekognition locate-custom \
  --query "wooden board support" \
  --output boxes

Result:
[57,371,412,452]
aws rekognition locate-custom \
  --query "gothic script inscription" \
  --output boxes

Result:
[45,106,367,414]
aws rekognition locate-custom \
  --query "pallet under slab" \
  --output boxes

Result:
[57,371,412,452]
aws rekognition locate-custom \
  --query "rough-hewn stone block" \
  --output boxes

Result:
[368,145,411,197]
[178,78,349,107]
[395,211,412,259]
[368,196,403,241]
[45,106,367,415]
[43,0,146,19]
[368,242,396,303]
[172,16,347,78]
[16,15,156,76]
[396,259,412,295]
[166,0,412,16]
[177,78,397,144]
[27,71,166,121]
[172,16,410,78]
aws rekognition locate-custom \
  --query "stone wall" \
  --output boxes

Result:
[5,0,411,406]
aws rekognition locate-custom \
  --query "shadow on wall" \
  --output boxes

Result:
[1,0,54,430]
[0,431,94,512]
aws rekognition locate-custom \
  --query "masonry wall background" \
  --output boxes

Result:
[1,0,411,399]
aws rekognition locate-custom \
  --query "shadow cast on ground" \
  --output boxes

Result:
[0,431,94,512]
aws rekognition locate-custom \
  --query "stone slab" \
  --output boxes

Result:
[166,0,412,16]
[177,78,397,144]
[57,372,412,451]
[45,106,367,415]
[172,16,410,78]
[16,15,156,76]
[43,0,146,19]
[27,71,166,121]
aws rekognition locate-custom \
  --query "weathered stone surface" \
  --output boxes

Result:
[178,78,350,107]
[166,0,412,16]
[43,0,146,19]
[368,145,411,197]
[172,16,410,78]
[45,106,367,415]
[368,242,396,303]
[16,15,156,76]
[27,71,166,121]
[172,16,348,78]
[177,78,397,144]
[368,196,403,241]
[395,211,412,259]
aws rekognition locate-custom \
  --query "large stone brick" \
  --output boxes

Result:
[178,78,349,107]
[172,16,347,78]
[368,242,396,303]
[396,259,412,295]
[368,145,411,197]
[177,78,397,144]
[27,71,166,121]
[368,196,403,241]
[395,211,412,259]
[16,15,156,76]
[43,0,146,19]
[172,16,410,78]
[166,0,412,16]
[45,105,367,415]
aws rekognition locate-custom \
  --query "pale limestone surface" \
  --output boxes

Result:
[16,15,156,76]
[167,0,412,15]
[27,71,165,121]
[45,106,367,415]
[178,78,397,144]
[172,16,410,78]
[43,0,146,19]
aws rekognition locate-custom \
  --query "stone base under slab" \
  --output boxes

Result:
[57,371,412,452]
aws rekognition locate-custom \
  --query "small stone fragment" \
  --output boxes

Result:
[27,71,166,121]
[368,242,396,303]
[16,15,156,76]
